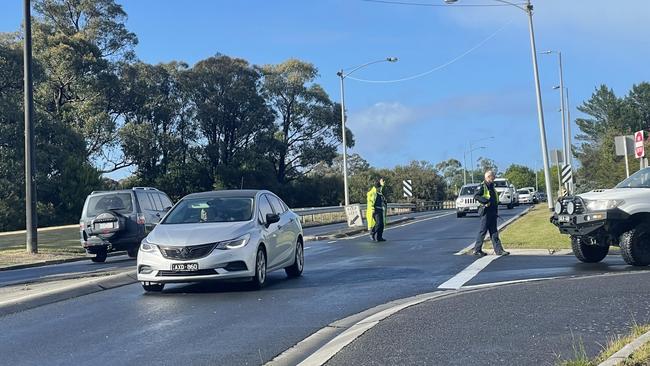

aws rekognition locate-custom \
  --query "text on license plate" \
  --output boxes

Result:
[171,263,199,271]
[558,215,571,223]
[94,222,115,230]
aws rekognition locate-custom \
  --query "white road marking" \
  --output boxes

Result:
[342,212,455,241]
[437,255,501,290]
[327,241,337,244]
[459,276,563,290]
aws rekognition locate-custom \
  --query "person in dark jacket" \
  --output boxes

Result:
[473,170,510,257]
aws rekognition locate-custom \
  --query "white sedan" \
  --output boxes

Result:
[137,190,304,292]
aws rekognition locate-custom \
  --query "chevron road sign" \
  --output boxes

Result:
[561,165,573,185]
[403,179,413,198]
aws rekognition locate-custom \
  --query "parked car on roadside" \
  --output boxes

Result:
[520,186,539,204]
[80,187,173,263]
[455,184,480,218]
[137,190,304,292]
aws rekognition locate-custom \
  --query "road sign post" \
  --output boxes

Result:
[635,130,645,170]
[615,135,634,178]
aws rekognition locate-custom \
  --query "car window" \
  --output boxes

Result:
[160,194,173,209]
[267,195,285,214]
[258,196,274,222]
[162,197,254,224]
[459,186,477,196]
[148,193,163,211]
[136,191,153,211]
[86,193,133,217]
[517,190,529,195]
[494,180,508,188]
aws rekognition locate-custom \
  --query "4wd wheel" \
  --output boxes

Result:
[251,247,267,289]
[127,246,138,258]
[91,248,107,263]
[620,223,650,266]
[571,236,608,263]
[285,239,304,278]
[142,282,164,292]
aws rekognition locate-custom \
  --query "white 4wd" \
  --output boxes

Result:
[552,168,650,266]
[493,178,515,209]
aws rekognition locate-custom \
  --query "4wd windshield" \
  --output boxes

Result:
[85,193,133,217]
[517,190,530,195]
[616,168,650,188]
[459,186,477,196]
[162,197,253,224]
[494,180,509,188]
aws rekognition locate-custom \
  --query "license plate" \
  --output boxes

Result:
[94,222,115,230]
[171,263,199,271]
[558,215,571,223]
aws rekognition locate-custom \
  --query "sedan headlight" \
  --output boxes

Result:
[216,234,251,250]
[140,238,159,253]
[584,199,624,212]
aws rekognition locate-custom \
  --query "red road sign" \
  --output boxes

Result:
[635,130,645,159]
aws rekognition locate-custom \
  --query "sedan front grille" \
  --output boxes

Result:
[158,243,216,260]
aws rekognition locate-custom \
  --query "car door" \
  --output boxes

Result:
[267,194,295,266]
[257,194,281,268]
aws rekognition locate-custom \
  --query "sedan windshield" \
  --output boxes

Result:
[494,180,508,188]
[615,168,650,188]
[517,190,529,195]
[162,197,253,224]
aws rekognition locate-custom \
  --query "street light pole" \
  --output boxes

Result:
[23,0,37,253]
[544,50,569,194]
[338,57,398,206]
[524,1,554,210]
[565,87,574,192]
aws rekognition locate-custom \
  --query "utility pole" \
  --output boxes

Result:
[24,0,38,254]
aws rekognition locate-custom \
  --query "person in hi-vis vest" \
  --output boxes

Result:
[366,178,387,242]
[473,170,510,256]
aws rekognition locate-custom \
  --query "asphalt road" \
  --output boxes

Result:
[4,205,643,366]
[328,272,650,366]
[0,211,433,287]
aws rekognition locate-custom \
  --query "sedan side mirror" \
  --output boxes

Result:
[265,213,280,227]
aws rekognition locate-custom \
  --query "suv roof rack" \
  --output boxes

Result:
[132,187,160,191]
[90,190,107,194]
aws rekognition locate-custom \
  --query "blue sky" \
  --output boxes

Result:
[2,0,650,179]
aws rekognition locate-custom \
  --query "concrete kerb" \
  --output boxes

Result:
[598,329,650,366]
[0,270,137,317]
[303,216,415,242]
[0,251,128,272]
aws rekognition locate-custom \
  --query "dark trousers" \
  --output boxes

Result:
[474,212,504,253]
[372,210,384,240]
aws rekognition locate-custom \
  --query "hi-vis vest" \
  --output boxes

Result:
[482,182,499,206]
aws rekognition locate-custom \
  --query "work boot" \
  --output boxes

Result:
[377,238,386,242]
[370,233,376,241]
[473,250,487,257]
[497,251,510,256]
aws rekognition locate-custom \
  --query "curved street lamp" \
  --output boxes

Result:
[445,0,555,209]
[337,57,398,206]
[464,146,487,185]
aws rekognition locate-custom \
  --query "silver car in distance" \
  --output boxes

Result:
[137,190,304,292]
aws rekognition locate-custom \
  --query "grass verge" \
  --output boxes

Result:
[0,226,85,268]
[498,203,571,250]
[558,323,650,366]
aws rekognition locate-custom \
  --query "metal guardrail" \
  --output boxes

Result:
[0,202,457,235]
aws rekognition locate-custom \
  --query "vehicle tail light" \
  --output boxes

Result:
[137,214,146,225]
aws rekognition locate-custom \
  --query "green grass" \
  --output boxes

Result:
[498,203,571,250]
[558,324,650,366]
[0,226,85,268]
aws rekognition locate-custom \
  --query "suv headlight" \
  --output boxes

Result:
[140,238,159,253]
[584,199,624,212]
[216,234,251,250]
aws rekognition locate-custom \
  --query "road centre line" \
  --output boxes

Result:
[342,212,455,241]
[437,255,501,290]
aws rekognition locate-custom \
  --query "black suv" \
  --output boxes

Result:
[80,187,174,262]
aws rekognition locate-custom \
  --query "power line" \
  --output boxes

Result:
[346,19,514,84]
